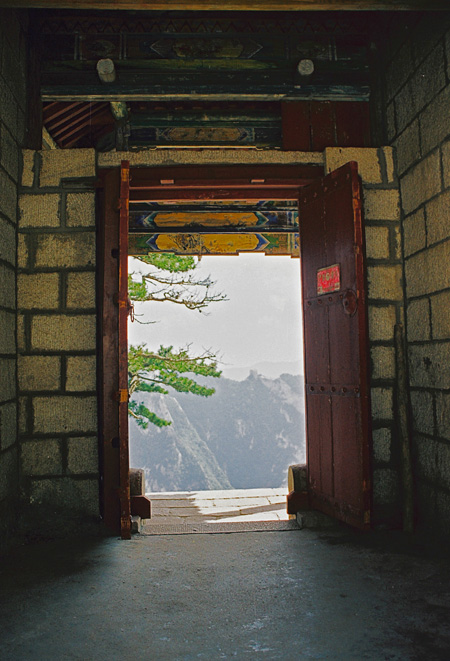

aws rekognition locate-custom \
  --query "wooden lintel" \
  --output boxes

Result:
[1,1,448,10]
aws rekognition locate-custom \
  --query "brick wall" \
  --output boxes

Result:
[380,13,450,535]
[0,9,28,550]
[18,149,99,533]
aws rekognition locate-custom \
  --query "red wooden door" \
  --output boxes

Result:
[299,161,371,529]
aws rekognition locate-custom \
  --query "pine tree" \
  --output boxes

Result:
[128,254,226,428]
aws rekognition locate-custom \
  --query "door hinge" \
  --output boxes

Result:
[114,389,129,403]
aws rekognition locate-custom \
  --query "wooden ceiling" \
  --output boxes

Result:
[4,1,449,10]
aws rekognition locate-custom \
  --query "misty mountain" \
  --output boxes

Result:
[129,371,305,492]
[221,360,303,381]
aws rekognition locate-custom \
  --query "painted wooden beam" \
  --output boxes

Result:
[2,1,448,10]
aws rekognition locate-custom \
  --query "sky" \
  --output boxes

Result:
[128,253,304,378]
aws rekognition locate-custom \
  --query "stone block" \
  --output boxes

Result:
[412,44,446,117]
[372,428,391,464]
[1,123,20,182]
[368,305,397,341]
[425,189,450,246]
[35,233,95,269]
[18,272,60,310]
[21,438,62,476]
[367,265,402,301]
[67,436,99,474]
[407,298,431,342]
[405,241,450,298]
[17,234,28,269]
[385,41,413,102]
[382,147,396,184]
[431,290,450,340]
[420,84,450,155]
[0,217,16,265]
[0,402,16,451]
[66,355,97,392]
[363,189,400,222]
[0,169,17,222]
[29,476,99,516]
[394,120,420,176]
[371,387,393,420]
[442,139,450,189]
[0,264,15,309]
[18,355,61,392]
[0,76,17,137]
[66,271,96,309]
[19,194,60,228]
[408,342,450,389]
[39,149,96,187]
[130,467,145,495]
[400,150,442,216]
[33,395,97,434]
[370,346,395,381]
[19,396,28,434]
[31,314,96,352]
[0,358,16,402]
[403,208,426,257]
[365,225,390,260]
[21,149,35,187]
[324,148,382,184]
[436,391,450,440]
[386,102,397,143]
[0,310,15,354]
[66,193,95,227]
[17,314,26,352]
[395,81,416,135]
[373,468,398,506]
[410,390,434,436]
[0,446,17,501]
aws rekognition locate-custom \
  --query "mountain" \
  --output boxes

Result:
[221,360,303,381]
[129,372,305,492]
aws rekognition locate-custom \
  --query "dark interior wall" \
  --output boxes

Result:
[378,12,450,536]
[0,9,28,550]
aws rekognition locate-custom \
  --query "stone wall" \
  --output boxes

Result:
[324,147,403,526]
[18,149,99,533]
[0,9,28,550]
[380,13,450,535]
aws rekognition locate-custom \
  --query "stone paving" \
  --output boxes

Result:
[145,487,290,524]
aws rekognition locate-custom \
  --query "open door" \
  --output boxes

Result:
[299,161,371,529]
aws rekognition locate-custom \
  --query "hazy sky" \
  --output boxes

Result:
[128,253,303,374]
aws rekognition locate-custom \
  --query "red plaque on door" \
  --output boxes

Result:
[317,264,340,295]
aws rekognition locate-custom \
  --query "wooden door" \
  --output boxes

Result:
[299,161,371,529]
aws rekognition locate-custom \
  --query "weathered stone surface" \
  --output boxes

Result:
[403,208,426,257]
[373,468,398,506]
[35,233,95,269]
[39,149,96,187]
[407,298,431,342]
[426,189,450,246]
[412,44,447,115]
[363,189,400,222]
[1,123,20,182]
[431,290,450,340]
[18,272,59,310]
[394,81,415,135]
[0,310,15,354]
[408,342,450,389]
[410,390,434,436]
[324,147,382,183]
[394,120,420,176]
[385,41,413,102]
[367,265,402,301]
[66,271,96,309]
[18,355,61,392]
[31,315,96,352]
[17,314,25,352]
[372,427,391,464]
[0,358,16,402]
[66,355,97,392]
[415,436,450,489]
[67,437,99,475]
[0,169,17,221]
[0,264,15,309]
[441,139,450,189]
[66,193,95,227]
[386,101,397,143]
[365,225,390,260]
[19,397,28,434]
[371,387,393,420]
[436,391,450,440]
[0,402,16,451]
[33,396,97,434]
[21,439,62,476]
[17,234,28,269]
[0,447,17,501]
[19,194,60,228]
[400,150,442,215]
[368,305,397,341]
[405,241,450,298]
[21,149,35,187]
[29,476,99,516]
[371,346,395,381]
[130,467,145,495]
[0,217,16,265]
[420,84,450,155]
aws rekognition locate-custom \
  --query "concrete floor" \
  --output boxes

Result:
[1,522,450,660]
